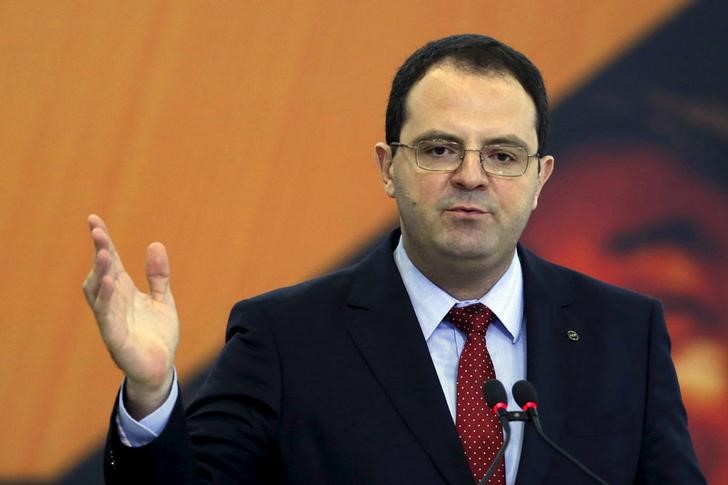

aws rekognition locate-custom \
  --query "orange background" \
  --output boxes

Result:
[0,0,689,480]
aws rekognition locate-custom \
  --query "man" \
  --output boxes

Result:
[83,34,705,484]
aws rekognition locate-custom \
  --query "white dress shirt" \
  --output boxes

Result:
[394,238,526,485]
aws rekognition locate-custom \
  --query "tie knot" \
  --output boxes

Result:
[446,303,495,336]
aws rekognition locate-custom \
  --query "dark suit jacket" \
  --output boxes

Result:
[105,231,705,484]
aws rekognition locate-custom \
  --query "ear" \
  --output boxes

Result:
[375,142,396,198]
[532,155,554,209]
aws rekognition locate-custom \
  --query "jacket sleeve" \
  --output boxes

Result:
[636,299,706,484]
[104,388,196,485]
[103,300,282,484]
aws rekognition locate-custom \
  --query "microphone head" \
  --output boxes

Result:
[512,380,538,409]
[483,379,508,409]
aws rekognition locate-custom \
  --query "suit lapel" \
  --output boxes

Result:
[515,246,575,484]
[344,232,472,485]
[341,235,580,484]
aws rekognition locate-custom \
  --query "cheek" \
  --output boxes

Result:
[393,171,433,206]
[395,184,423,214]
[495,180,539,214]
[392,166,454,214]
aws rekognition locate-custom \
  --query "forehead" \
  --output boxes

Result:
[401,63,538,148]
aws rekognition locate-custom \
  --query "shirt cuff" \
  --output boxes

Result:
[115,369,179,447]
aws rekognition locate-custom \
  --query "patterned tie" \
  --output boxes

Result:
[447,303,506,485]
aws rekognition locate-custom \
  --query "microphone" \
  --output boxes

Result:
[512,380,609,485]
[478,379,511,485]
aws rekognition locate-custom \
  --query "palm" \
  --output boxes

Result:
[102,270,178,386]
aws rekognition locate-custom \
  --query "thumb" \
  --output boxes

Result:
[146,242,170,301]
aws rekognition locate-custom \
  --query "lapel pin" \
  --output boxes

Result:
[566,330,580,342]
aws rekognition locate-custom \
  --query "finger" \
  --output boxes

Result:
[88,215,126,275]
[94,273,116,317]
[146,242,170,301]
[88,214,120,261]
[82,248,112,305]
[83,224,117,304]
[88,214,111,240]
[88,214,112,253]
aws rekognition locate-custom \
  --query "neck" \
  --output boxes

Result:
[403,240,514,301]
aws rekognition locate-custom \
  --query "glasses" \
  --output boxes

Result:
[390,139,539,177]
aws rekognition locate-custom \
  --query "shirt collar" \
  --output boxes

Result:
[393,237,524,344]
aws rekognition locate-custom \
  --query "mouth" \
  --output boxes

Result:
[443,206,491,220]
[446,205,487,214]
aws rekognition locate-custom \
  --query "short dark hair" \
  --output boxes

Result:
[386,34,549,153]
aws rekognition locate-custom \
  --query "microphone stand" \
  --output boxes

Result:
[478,410,512,485]
[523,407,608,485]
[479,409,532,484]
[479,408,609,485]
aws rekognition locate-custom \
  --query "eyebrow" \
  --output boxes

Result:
[408,130,532,151]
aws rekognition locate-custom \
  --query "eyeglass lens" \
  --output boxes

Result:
[415,140,528,176]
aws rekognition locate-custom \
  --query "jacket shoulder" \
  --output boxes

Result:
[518,245,659,308]
[223,241,391,340]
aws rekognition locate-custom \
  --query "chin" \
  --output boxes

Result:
[437,239,493,261]
[440,232,513,261]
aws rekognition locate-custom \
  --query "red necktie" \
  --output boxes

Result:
[447,303,506,485]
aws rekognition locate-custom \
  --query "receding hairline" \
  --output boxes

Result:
[400,59,538,139]
[436,56,514,75]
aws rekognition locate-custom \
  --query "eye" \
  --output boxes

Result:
[494,151,516,163]
[485,146,522,165]
[419,140,460,158]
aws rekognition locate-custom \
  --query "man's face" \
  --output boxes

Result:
[376,64,553,274]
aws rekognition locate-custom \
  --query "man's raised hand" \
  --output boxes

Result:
[82,214,180,419]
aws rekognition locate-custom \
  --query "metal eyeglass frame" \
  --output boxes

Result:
[390,140,541,177]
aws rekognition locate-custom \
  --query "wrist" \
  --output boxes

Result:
[124,369,175,420]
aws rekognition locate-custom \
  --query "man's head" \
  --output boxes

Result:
[386,34,549,154]
[375,35,554,297]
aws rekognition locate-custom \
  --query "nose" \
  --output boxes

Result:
[450,149,489,190]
